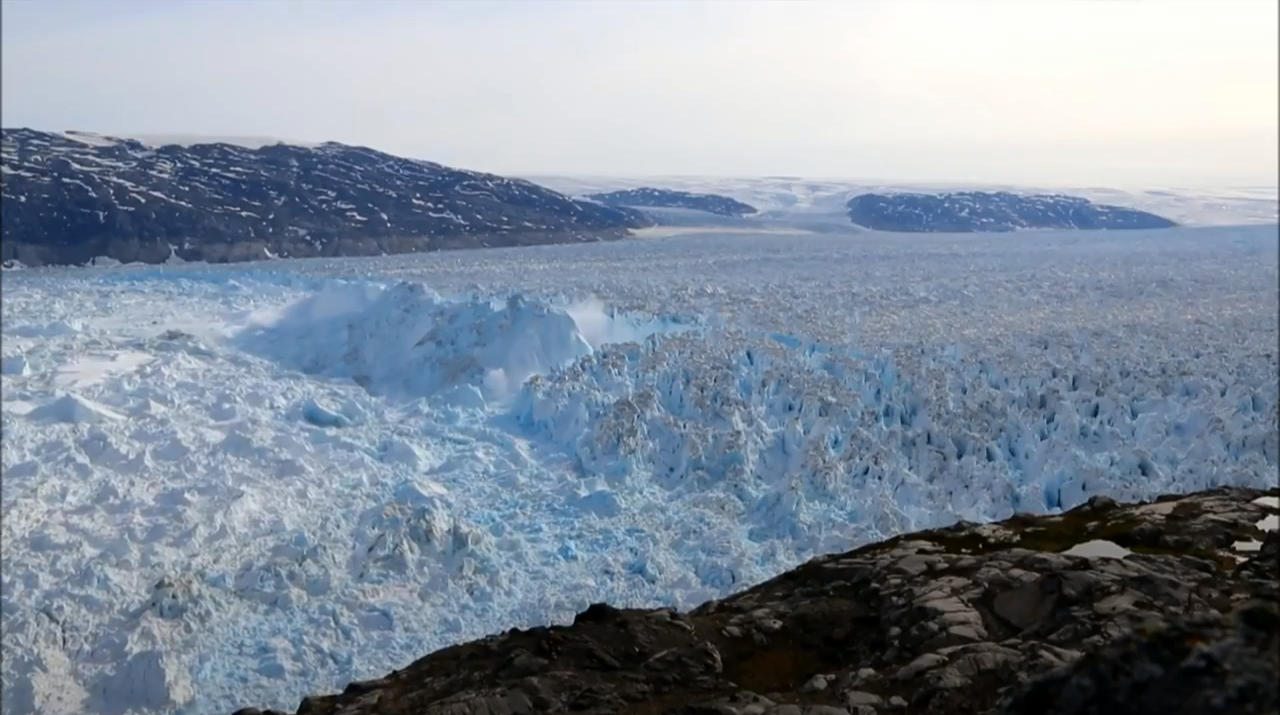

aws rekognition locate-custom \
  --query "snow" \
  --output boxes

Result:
[1061,540,1132,560]
[528,175,1280,228]
[1252,496,1279,534]
[60,131,121,148]
[25,393,127,424]
[53,351,154,390]
[2,223,1277,715]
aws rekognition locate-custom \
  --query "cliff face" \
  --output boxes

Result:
[846,192,1178,233]
[233,487,1279,715]
[0,129,650,267]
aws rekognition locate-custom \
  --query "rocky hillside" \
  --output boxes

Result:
[233,486,1278,715]
[847,192,1177,233]
[586,188,759,218]
[0,129,651,267]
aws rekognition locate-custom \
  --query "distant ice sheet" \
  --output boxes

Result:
[527,175,1279,228]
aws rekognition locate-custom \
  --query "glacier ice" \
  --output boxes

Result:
[1,224,1276,715]
[237,281,595,404]
[512,329,1277,548]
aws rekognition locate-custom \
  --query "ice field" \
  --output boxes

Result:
[3,222,1279,714]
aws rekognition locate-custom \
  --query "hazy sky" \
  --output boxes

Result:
[2,0,1276,186]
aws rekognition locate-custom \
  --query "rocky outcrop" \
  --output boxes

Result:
[232,487,1278,715]
[0,129,651,267]
[586,188,758,218]
[999,600,1279,715]
[846,192,1177,233]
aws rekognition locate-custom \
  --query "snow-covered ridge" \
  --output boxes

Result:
[530,175,1280,228]
[846,191,1176,232]
[0,128,646,268]
[585,187,759,218]
[80,132,326,150]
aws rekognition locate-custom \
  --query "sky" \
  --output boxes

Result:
[2,0,1276,186]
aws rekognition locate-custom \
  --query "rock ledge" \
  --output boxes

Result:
[234,487,1278,715]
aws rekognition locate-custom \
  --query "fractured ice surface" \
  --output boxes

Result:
[514,330,1278,548]
[1,224,1276,715]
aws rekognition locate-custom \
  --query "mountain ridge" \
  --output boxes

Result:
[846,191,1178,233]
[0,128,650,267]
[586,187,759,218]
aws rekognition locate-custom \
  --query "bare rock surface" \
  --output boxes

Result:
[233,487,1279,715]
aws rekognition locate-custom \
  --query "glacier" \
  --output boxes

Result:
[1,223,1277,715]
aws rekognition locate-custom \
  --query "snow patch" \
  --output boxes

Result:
[1061,539,1132,559]
[61,130,121,148]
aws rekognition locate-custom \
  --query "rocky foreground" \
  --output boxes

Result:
[234,487,1279,715]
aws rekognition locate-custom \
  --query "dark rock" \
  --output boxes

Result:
[340,677,392,697]
[1078,495,1119,512]
[993,575,1064,631]
[575,602,626,625]
[232,487,1278,715]
[0,128,652,267]
[846,191,1177,233]
[497,650,550,679]
[998,601,1280,715]
[586,188,758,217]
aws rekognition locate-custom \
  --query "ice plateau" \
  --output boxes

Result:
[1,223,1278,715]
